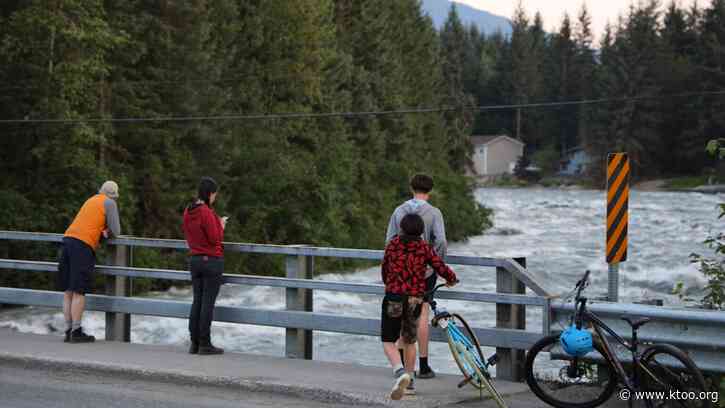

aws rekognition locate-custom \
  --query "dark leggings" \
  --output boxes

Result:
[188,256,223,343]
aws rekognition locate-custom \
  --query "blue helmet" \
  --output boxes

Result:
[560,325,593,357]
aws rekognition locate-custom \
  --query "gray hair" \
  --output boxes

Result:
[99,180,119,199]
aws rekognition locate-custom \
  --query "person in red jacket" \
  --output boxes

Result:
[380,213,457,399]
[183,177,228,355]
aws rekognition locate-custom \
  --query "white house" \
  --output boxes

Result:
[470,135,525,176]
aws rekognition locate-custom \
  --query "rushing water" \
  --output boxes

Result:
[2,188,723,374]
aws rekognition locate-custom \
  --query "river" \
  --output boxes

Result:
[1,188,722,374]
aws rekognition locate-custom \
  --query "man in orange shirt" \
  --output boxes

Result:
[57,181,121,343]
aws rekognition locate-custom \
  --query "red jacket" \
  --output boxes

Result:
[381,236,457,296]
[183,202,224,257]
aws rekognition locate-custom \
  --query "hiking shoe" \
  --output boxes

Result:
[390,372,411,400]
[198,344,224,355]
[63,329,71,343]
[69,328,95,343]
[416,367,436,379]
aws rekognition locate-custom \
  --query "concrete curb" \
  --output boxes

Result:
[0,352,387,406]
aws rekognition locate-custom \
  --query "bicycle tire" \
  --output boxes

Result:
[446,314,508,408]
[525,334,617,408]
[640,343,710,408]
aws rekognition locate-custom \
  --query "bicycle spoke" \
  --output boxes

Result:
[639,345,709,408]
[525,335,618,407]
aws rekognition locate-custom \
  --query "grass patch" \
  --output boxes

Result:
[491,174,529,187]
[662,176,709,189]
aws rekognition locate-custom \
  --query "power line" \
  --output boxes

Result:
[0,76,267,91]
[0,68,350,91]
[0,90,723,125]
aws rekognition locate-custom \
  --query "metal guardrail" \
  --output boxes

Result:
[0,231,548,295]
[551,301,725,374]
[0,230,548,381]
[3,231,724,376]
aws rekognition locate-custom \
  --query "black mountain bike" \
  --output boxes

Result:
[525,271,710,408]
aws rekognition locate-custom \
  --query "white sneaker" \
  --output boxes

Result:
[390,372,411,400]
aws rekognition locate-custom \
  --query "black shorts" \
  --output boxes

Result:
[57,237,96,295]
[380,294,422,344]
[422,274,437,303]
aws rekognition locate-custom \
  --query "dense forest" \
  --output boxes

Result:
[1,0,724,289]
[452,0,725,182]
[0,0,491,288]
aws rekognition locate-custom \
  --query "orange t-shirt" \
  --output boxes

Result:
[64,194,107,250]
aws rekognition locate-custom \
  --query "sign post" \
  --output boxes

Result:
[606,153,630,302]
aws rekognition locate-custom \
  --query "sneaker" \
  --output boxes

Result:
[63,329,71,343]
[69,328,95,343]
[416,367,436,379]
[189,341,199,355]
[390,372,411,400]
[405,378,416,395]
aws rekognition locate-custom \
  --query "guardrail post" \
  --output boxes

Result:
[105,244,130,342]
[285,254,313,359]
[542,297,551,335]
[496,257,526,381]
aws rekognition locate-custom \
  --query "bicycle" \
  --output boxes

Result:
[525,270,710,408]
[427,282,509,408]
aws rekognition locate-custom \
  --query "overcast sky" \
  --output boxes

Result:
[456,0,699,41]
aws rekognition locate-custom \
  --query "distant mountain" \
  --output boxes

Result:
[420,0,511,36]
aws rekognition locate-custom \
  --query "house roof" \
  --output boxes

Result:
[471,135,525,147]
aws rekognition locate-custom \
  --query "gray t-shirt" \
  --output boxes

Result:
[385,199,447,278]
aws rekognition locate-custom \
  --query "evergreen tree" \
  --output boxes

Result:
[440,4,475,172]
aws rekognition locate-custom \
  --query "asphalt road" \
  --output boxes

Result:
[0,365,352,408]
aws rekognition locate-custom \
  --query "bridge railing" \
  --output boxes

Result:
[0,230,549,381]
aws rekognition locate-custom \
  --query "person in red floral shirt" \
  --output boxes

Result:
[380,213,457,399]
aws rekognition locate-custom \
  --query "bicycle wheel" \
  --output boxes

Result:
[446,313,508,408]
[640,344,710,408]
[525,334,617,408]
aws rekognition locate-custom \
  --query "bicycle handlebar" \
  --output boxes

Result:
[424,280,460,300]
[574,270,591,300]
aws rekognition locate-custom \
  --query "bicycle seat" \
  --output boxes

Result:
[621,316,651,330]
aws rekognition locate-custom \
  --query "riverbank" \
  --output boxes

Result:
[474,174,725,193]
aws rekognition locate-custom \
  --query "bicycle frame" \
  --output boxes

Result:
[574,298,648,392]
[443,315,489,374]
[429,282,492,377]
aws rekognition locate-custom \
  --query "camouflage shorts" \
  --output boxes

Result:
[380,295,423,344]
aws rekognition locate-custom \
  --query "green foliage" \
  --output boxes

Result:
[663,176,711,189]
[0,0,492,290]
[449,1,724,185]
[513,154,541,183]
[689,139,725,309]
[491,174,529,187]
[531,145,560,176]
[690,229,725,309]
[706,139,725,159]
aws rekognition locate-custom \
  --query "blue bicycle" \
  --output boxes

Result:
[428,283,509,408]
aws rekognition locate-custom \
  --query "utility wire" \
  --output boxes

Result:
[0,90,723,125]
[0,76,271,91]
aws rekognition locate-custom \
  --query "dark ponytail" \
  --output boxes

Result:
[198,177,218,206]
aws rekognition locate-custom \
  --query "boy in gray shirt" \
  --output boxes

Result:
[385,174,447,379]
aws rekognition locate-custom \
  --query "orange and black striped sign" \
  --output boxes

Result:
[606,153,629,263]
